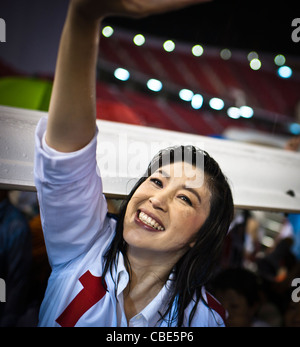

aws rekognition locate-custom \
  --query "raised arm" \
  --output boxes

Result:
[46,0,210,152]
[45,2,100,152]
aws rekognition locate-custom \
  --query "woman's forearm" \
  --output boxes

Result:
[46,4,102,152]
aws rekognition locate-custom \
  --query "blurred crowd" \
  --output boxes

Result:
[209,209,300,327]
[0,190,50,327]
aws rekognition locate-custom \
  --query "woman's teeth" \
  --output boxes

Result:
[138,211,165,231]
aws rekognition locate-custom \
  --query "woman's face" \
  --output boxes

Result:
[123,161,211,261]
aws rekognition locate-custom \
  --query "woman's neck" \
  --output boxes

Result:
[123,246,176,322]
[126,245,180,286]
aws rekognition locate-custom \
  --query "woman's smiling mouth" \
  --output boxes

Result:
[135,210,165,231]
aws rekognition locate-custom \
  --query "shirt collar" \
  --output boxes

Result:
[115,251,129,297]
[113,251,175,326]
[120,263,174,326]
[138,277,172,326]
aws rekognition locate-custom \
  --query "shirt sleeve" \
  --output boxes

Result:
[34,116,108,267]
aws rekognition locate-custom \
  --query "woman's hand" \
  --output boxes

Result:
[72,0,211,21]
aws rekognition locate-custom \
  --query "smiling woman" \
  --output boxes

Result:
[102,145,233,326]
[34,0,233,327]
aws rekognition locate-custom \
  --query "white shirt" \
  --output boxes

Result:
[34,116,225,327]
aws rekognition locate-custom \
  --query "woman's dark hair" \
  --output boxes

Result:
[102,145,234,326]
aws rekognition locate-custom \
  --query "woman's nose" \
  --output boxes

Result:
[149,194,168,212]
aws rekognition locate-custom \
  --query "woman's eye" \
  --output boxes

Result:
[179,195,192,206]
[150,178,163,188]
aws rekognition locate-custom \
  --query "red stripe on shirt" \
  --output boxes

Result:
[206,291,226,323]
[56,270,106,327]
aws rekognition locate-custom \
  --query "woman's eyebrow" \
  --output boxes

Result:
[182,186,202,204]
[157,169,171,178]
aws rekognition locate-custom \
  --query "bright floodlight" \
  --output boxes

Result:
[163,40,175,52]
[192,45,204,57]
[191,94,203,109]
[209,97,224,110]
[250,58,261,70]
[133,34,145,46]
[227,107,240,119]
[240,106,254,118]
[277,66,292,79]
[114,68,130,81]
[102,26,114,38]
[179,89,194,102]
[147,79,163,92]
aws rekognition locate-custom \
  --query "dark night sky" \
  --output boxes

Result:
[0,0,299,76]
[107,0,300,57]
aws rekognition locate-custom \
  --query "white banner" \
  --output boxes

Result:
[1,106,299,213]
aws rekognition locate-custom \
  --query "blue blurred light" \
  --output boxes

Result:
[289,123,300,135]
[179,89,194,101]
[239,105,254,118]
[277,66,292,79]
[209,97,224,110]
[191,94,203,109]
[147,78,163,92]
[114,68,130,81]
